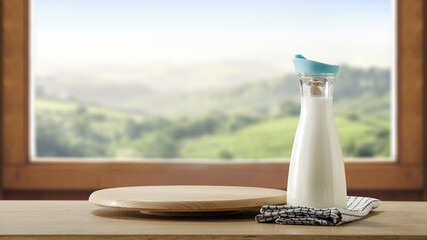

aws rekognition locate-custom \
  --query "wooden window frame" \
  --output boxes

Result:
[0,0,425,194]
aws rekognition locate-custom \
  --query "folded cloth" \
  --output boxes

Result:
[255,196,381,226]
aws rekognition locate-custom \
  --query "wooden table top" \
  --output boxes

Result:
[0,201,427,239]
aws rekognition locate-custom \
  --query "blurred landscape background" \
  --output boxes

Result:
[35,65,390,160]
[33,0,392,160]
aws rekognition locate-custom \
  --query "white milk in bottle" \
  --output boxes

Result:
[287,54,347,209]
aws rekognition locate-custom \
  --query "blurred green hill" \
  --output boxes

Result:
[35,65,391,160]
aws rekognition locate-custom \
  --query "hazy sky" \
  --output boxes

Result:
[32,0,393,79]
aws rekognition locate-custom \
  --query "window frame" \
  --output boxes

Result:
[1,0,424,192]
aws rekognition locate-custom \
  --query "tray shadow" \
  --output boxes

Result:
[91,208,259,222]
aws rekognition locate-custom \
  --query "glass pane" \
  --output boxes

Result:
[31,0,394,161]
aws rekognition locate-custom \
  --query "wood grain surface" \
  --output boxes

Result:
[0,201,427,239]
[88,186,287,212]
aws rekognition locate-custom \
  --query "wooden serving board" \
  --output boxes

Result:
[89,185,286,215]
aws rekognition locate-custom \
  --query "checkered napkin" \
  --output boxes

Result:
[255,196,381,226]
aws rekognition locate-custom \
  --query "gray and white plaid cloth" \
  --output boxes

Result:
[255,196,381,226]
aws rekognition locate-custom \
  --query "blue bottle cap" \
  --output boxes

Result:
[293,54,339,74]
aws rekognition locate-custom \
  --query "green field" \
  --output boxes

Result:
[35,98,390,160]
[181,115,389,160]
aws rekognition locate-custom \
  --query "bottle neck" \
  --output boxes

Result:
[298,73,336,98]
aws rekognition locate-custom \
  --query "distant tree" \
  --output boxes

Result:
[36,114,84,156]
[91,113,106,122]
[279,102,300,117]
[75,104,87,116]
[133,132,179,158]
[346,113,360,121]
[168,113,226,139]
[218,149,234,160]
[343,139,357,156]
[355,142,375,157]
[124,119,143,140]
[124,117,170,140]
[227,115,259,132]
[72,117,90,137]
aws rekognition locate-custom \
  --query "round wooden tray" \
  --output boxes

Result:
[89,185,286,216]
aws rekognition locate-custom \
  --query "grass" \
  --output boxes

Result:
[181,115,389,160]
[35,98,391,160]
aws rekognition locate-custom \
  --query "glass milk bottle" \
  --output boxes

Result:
[287,54,347,209]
